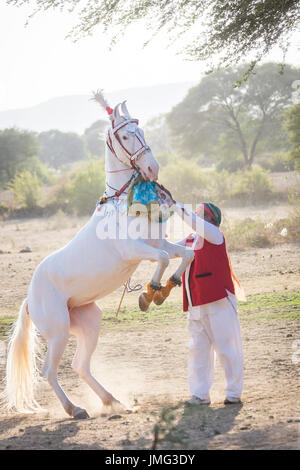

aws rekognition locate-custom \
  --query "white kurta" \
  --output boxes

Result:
[174,202,244,401]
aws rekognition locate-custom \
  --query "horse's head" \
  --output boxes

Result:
[107,101,159,181]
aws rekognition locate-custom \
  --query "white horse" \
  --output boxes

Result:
[2,94,194,419]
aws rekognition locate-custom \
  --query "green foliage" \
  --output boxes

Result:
[167,63,299,169]
[159,158,274,206]
[38,129,87,169]
[0,203,9,218]
[0,128,40,184]
[159,158,210,202]
[231,165,274,205]
[8,1,300,71]
[216,152,245,173]
[83,120,107,157]
[51,160,105,215]
[207,170,233,203]
[284,101,300,170]
[283,196,300,243]
[144,115,172,155]
[258,152,294,172]
[8,170,41,210]
[16,155,55,184]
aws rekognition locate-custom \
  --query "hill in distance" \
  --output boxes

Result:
[0,82,197,134]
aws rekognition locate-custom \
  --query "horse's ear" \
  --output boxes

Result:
[113,103,122,122]
[121,101,131,119]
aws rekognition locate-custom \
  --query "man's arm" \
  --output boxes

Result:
[173,202,223,245]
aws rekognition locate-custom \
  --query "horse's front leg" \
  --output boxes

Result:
[126,240,170,311]
[153,240,194,306]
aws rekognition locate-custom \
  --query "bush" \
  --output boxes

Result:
[206,169,232,204]
[159,158,210,203]
[8,171,41,210]
[50,160,105,215]
[216,154,245,173]
[223,217,273,250]
[159,161,276,206]
[258,152,294,172]
[230,165,274,205]
[223,197,300,250]
[16,156,55,184]
[0,203,9,218]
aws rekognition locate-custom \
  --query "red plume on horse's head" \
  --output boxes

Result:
[106,106,113,116]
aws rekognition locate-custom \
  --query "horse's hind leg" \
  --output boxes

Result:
[31,296,88,419]
[70,302,124,413]
[44,335,88,419]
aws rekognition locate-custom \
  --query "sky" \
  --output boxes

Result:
[0,1,299,112]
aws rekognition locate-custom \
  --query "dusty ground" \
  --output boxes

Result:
[0,206,299,315]
[0,207,299,450]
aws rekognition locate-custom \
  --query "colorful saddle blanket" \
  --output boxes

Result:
[127,176,172,223]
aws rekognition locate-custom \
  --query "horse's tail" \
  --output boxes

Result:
[1,298,41,412]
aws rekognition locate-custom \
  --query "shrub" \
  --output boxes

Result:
[0,203,9,218]
[159,158,210,203]
[8,171,41,210]
[206,169,232,204]
[258,152,294,172]
[50,160,105,215]
[17,156,55,184]
[224,217,273,250]
[231,165,274,205]
[223,198,300,250]
[216,154,245,173]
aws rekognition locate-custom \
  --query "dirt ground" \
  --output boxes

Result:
[0,207,299,450]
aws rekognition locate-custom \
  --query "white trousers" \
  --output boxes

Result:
[187,296,243,401]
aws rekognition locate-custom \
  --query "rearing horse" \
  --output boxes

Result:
[1,92,194,419]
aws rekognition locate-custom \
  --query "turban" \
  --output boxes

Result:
[203,202,222,227]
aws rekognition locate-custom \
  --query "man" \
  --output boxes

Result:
[173,201,245,405]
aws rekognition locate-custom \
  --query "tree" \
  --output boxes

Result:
[285,101,300,170]
[38,130,87,169]
[7,0,300,70]
[83,120,107,157]
[0,128,39,183]
[144,115,172,155]
[166,63,299,169]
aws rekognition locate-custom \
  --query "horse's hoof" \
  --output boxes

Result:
[72,407,90,420]
[139,293,150,312]
[153,292,165,305]
[102,399,126,415]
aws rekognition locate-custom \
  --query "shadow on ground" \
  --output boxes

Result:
[151,401,243,450]
[0,416,103,450]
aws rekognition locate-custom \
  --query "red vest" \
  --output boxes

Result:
[182,234,235,311]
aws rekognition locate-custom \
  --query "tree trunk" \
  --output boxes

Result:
[249,120,266,167]
[230,111,249,167]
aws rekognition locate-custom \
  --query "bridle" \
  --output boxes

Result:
[99,118,151,203]
[106,118,151,171]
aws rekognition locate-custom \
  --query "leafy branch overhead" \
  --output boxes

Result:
[6,0,300,69]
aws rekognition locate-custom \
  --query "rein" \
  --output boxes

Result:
[98,172,138,206]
